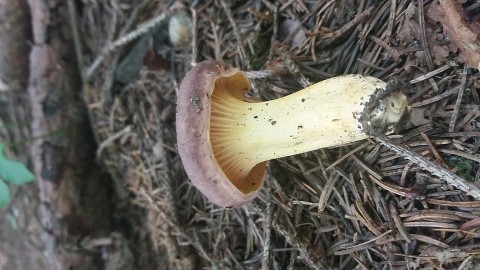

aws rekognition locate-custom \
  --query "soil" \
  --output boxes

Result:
[1,0,480,269]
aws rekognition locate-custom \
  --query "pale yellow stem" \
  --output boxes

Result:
[210,74,406,188]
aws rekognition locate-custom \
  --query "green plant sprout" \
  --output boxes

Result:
[0,143,35,208]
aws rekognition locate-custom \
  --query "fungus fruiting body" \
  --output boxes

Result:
[176,60,408,207]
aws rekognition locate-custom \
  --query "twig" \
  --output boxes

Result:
[418,0,434,70]
[272,220,325,270]
[409,62,456,84]
[326,141,371,171]
[354,202,382,236]
[248,198,326,270]
[96,125,132,158]
[449,65,468,132]
[261,180,272,270]
[244,70,274,79]
[86,12,170,78]
[368,174,425,200]
[411,86,459,108]
[373,135,480,200]
[334,230,392,255]
[455,106,479,131]
[438,149,480,164]
[137,187,213,263]
[385,0,397,40]
[420,131,449,168]
[220,0,250,69]
[389,202,411,243]
[438,131,480,138]
[321,6,373,48]
[270,2,279,59]
[369,36,401,61]
[351,155,383,180]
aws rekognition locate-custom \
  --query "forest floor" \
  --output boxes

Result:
[1,0,480,269]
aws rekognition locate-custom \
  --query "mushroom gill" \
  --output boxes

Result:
[210,72,267,193]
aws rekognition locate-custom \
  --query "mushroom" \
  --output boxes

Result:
[176,60,408,207]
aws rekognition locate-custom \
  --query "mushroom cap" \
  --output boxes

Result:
[176,60,264,207]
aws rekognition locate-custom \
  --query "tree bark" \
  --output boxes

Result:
[0,0,30,91]
[0,0,31,154]
[28,1,112,268]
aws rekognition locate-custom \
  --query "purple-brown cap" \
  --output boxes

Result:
[176,60,267,207]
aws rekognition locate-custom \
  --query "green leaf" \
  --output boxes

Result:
[0,143,35,185]
[0,179,11,208]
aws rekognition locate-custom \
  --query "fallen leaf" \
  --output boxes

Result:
[427,0,480,69]
[399,3,455,65]
[409,107,430,126]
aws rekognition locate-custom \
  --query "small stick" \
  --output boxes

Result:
[399,162,413,187]
[389,201,411,243]
[411,86,459,108]
[439,149,480,163]
[409,62,456,83]
[418,0,434,70]
[244,70,274,80]
[368,174,425,200]
[261,180,273,270]
[320,6,373,48]
[220,0,250,69]
[420,131,449,168]
[455,107,479,131]
[385,0,397,40]
[86,12,170,78]
[369,36,401,60]
[268,2,279,61]
[449,65,468,132]
[374,135,480,200]
[326,141,371,171]
[351,155,383,180]
[96,125,132,158]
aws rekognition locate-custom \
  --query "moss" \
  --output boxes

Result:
[448,157,475,181]
[458,105,468,116]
